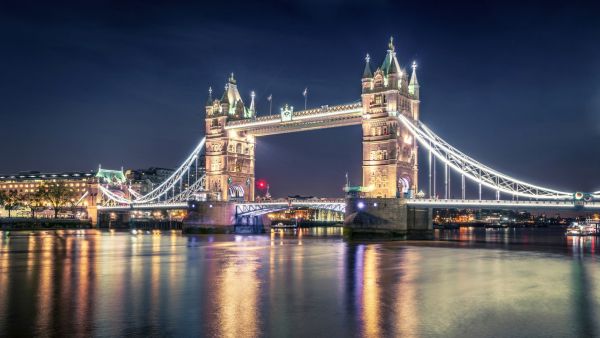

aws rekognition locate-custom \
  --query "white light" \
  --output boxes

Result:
[398,115,572,200]
[357,201,365,210]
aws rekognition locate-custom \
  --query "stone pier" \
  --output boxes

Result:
[182,201,266,234]
[344,197,433,239]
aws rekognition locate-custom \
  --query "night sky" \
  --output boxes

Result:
[1,1,600,198]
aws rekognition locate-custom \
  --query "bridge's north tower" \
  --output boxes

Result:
[204,74,256,201]
[361,38,420,198]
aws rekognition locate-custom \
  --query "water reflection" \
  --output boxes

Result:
[0,229,599,337]
[211,238,261,338]
[360,245,380,337]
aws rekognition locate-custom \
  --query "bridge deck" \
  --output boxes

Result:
[96,199,600,212]
[224,102,363,136]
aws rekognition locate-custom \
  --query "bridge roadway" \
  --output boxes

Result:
[97,198,600,213]
[224,102,363,136]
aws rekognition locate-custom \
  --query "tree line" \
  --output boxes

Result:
[0,184,82,218]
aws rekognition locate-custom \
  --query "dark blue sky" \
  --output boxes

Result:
[1,1,599,197]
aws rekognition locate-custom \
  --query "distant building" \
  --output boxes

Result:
[0,168,127,221]
[125,167,175,195]
[0,170,96,197]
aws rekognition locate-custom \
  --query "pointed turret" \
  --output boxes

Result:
[381,37,398,75]
[388,57,399,74]
[362,53,373,78]
[221,83,229,103]
[206,86,213,106]
[408,61,420,99]
[225,73,243,110]
[249,91,256,117]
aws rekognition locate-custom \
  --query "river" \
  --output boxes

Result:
[0,228,598,337]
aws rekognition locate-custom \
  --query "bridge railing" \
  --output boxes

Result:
[406,198,579,208]
[225,102,362,130]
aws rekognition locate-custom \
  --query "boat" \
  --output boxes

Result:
[271,222,297,229]
[565,219,600,236]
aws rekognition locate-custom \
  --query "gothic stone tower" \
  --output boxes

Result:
[204,74,256,201]
[361,38,420,198]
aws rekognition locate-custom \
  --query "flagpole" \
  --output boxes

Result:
[303,87,308,110]
[268,94,272,116]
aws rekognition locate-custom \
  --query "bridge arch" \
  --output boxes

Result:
[229,185,245,201]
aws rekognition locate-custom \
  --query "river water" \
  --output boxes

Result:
[0,227,598,337]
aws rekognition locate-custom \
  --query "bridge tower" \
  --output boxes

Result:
[204,74,256,201]
[361,38,420,198]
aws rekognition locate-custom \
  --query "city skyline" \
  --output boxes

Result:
[1,1,600,197]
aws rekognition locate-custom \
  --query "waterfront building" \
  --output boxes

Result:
[0,168,127,221]
[0,171,95,196]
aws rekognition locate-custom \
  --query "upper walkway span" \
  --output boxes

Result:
[224,102,363,136]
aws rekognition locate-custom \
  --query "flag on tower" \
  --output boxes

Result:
[303,87,308,110]
[267,94,273,115]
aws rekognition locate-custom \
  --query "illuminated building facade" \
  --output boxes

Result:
[0,171,95,198]
[268,207,344,224]
[205,73,256,202]
[0,168,128,222]
[361,38,420,198]
[0,171,98,218]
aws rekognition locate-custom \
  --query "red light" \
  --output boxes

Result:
[256,179,267,190]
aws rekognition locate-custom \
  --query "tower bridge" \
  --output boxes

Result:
[94,38,600,236]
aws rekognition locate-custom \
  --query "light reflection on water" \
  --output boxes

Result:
[0,228,598,337]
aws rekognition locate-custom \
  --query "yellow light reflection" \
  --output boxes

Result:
[395,248,420,337]
[215,247,260,337]
[362,245,381,337]
[36,236,53,332]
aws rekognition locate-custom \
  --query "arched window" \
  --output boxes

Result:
[236,143,242,154]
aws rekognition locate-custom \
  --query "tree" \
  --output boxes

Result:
[40,184,78,218]
[3,191,24,218]
[24,189,46,219]
[0,191,6,217]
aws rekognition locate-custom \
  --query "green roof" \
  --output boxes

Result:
[96,169,126,184]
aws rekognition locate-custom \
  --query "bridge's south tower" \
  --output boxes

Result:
[204,74,256,201]
[361,38,420,198]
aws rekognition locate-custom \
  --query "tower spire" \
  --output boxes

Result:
[388,36,395,52]
[221,83,229,103]
[249,90,256,114]
[206,86,213,106]
[362,53,372,78]
[409,61,420,99]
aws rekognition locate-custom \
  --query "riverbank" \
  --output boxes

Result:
[0,218,92,230]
